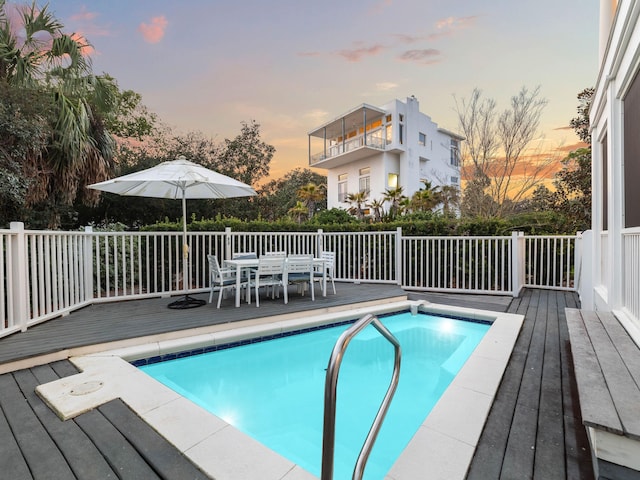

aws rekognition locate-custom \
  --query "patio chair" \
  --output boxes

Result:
[208,255,248,308]
[314,251,336,295]
[284,255,316,304]
[247,256,285,307]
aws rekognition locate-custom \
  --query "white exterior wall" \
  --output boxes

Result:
[589,0,640,343]
[322,97,461,210]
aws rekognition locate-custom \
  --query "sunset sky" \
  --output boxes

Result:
[40,0,598,181]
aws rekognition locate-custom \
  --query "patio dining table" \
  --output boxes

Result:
[224,257,327,307]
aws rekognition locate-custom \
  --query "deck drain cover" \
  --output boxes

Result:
[70,381,104,396]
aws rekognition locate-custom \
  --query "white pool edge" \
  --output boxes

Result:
[36,300,524,480]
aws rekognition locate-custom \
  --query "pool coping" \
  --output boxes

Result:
[36,299,524,480]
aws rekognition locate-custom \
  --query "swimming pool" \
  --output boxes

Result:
[139,311,490,479]
[36,299,524,479]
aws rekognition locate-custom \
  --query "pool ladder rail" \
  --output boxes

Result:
[321,313,402,480]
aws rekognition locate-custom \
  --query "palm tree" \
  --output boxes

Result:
[0,1,117,227]
[366,198,385,222]
[296,182,325,219]
[382,186,406,219]
[288,201,308,224]
[409,181,442,213]
[346,191,368,220]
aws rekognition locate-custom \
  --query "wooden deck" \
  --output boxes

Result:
[0,285,594,479]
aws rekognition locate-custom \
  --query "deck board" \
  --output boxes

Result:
[0,286,595,479]
[467,289,594,480]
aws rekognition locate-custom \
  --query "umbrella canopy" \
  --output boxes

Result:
[88,155,256,308]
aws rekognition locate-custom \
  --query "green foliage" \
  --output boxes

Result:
[257,168,327,221]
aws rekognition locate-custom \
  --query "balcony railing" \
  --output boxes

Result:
[310,129,386,164]
[1,223,585,338]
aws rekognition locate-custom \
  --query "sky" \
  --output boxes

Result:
[31,0,600,181]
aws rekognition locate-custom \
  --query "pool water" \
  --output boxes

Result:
[140,311,489,479]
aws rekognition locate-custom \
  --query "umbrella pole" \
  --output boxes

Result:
[168,189,206,309]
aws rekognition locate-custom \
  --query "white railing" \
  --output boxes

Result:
[402,235,514,294]
[310,128,386,164]
[523,236,578,290]
[0,223,582,338]
[623,228,640,323]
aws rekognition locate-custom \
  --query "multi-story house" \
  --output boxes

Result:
[586,0,640,342]
[307,96,463,212]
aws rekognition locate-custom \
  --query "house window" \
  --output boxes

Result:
[399,123,404,145]
[386,114,392,123]
[418,132,426,146]
[450,139,460,167]
[359,167,370,195]
[623,69,640,227]
[451,176,459,184]
[338,174,348,203]
[388,173,399,189]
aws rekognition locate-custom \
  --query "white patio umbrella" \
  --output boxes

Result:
[88,155,256,309]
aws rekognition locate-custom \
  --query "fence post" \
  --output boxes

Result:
[511,231,525,297]
[224,227,232,260]
[577,230,593,309]
[10,222,29,331]
[83,226,94,302]
[316,229,324,257]
[395,227,403,286]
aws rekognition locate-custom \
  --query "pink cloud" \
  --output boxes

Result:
[398,49,441,65]
[429,15,478,40]
[138,16,168,44]
[70,7,98,22]
[335,44,386,62]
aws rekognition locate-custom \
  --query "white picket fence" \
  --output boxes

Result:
[0,222,582,338]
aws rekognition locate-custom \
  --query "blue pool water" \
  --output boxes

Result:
[139,311,489,479]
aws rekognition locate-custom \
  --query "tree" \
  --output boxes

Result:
[569,87,594,144]
[346,191,368,220]
[439,185,460,216]
[454,86,554,218]
[288,201,308,224]
[258,168,327,221]
[296,182,325,220]
[212,120,274,187]
[408,181,441,213]
[366,198,385,222]
[0,0,120,227]
[382,186,406,219]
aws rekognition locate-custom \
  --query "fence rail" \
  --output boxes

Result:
[0,223,581,338]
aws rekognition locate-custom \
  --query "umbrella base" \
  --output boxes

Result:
[167,295,207,309]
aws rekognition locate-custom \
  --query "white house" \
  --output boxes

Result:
[580,1,640,478]
[586,0,640,343]
[307,96,463,212]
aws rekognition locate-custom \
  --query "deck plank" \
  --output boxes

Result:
[0,373,76,480]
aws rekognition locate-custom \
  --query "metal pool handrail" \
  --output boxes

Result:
[321,313,402,480]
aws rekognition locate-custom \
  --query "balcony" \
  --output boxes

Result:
[308,103,388,169]
[310,129,387,168]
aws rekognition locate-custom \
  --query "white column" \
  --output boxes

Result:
[10,222,29,331]
[599,0,616,62]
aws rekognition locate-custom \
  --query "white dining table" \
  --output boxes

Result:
[224,257,327,307]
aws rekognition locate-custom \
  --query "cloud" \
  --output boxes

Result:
[368,0,393,16]
[398,49,441,65]
[297,51,321,58]
[429,15,478,40]
[335,44,386,62]
[70,32,95,56]
[68,6,111,37]
[391,33,425,44]
[376,82,398,91]
[138,16,168,44]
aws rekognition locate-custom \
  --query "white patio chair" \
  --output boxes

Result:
[314,251,336,294]
[247,256,285,307]
[284,255,315,304]
[232,252,257,259]
[208,255,247,308]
